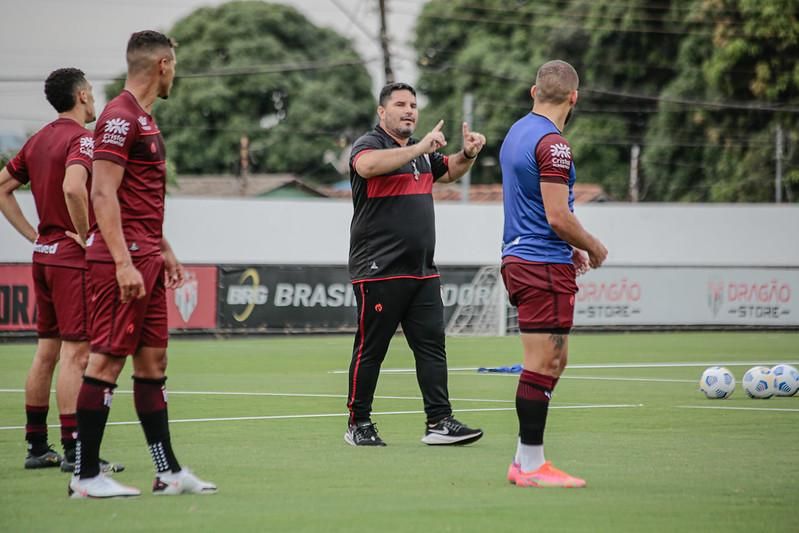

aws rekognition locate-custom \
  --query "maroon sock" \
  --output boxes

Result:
[25,404,49,454]
[60,413,78,451]
[516,370,558,445]
[134,376,181,473]
[76,377,116,479]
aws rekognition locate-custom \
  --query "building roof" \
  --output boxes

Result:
[171,174,328,198]
[171,174,610,203]
[322,182,610,203]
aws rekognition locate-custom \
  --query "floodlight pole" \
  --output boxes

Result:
[378,0,395,84]
[775,123,783,203]
[629,144,640,202]
[239,134,250,197]
[461,92,474,203]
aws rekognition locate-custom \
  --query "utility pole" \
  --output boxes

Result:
[461,92,474,204]
[378,0,395,84]
[775,124,783,203]
[629,144,640,202]
[239,134,250,197]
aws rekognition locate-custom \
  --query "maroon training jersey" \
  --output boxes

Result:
[87,90,166,262]
[5,118,94,268]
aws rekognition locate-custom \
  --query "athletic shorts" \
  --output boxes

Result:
[88,254,168,356]
[32,263,89,341]
[501,257,578,334]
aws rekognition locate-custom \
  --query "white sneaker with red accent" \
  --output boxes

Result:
[68,474,141,499]
[152,467,217,495]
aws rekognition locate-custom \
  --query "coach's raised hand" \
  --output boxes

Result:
[417,119,447,154]
[462,122,486,158]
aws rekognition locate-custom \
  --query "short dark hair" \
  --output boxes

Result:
[126,30,176,72]
[534,60,579,104]
[44,68,87,113]
[379,82,416,107]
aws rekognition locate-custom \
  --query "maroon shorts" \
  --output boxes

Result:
[501,257,578,334]
[88,254,168,356]
[32,263,89,341]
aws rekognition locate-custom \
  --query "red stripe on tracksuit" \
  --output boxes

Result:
[348,283,367,422]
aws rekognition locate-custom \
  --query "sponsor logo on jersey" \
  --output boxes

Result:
[550,142,572,170]
[102,117,130,147]
[33,241,59,255]
[79,136,94,158]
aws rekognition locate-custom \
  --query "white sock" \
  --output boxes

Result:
[515,438,545,472]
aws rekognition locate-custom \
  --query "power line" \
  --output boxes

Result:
[417,1,750,28]
[328,0,379,43]
[412,10,735,37]
[0,58,378,84]
[415,62,799,114]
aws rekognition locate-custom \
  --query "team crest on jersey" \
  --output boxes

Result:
[174,270,198,322]
[79,136,94,157]
[137,115,152,131]
[102,118,130,147]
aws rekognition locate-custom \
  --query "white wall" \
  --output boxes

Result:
[1,193,798,266]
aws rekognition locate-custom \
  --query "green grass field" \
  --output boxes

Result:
[0,332,797,532]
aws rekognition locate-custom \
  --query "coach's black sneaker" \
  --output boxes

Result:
[344,421,387,446]
[421,416,483,445]
[60,448,125,474]
[24,444,62,469]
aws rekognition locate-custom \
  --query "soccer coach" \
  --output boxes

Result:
[344,82,486,447]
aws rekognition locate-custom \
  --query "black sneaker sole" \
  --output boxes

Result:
[421,431,484,446]
[25,461,61,469]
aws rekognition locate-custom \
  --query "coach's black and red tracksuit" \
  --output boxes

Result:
[346,125,452,424]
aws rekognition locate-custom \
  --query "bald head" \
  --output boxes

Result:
[534,60,579,105]
[126,30,176,74]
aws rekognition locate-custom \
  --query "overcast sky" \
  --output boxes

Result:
[0,0,426,138]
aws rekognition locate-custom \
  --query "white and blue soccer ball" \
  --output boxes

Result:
[742,366,774,399]
[699,366,736,399]
[770,364,799,397]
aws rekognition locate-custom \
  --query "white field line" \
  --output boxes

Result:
[0,403,642,431]
[677,405,799,413]
[444,374,696,384]
[329,361,799,374]
[566,376,694,383]
[0,388,512,404]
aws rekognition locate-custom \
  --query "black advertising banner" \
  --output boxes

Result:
[217,265,482,333]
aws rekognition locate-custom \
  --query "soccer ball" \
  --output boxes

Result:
[699,366,736,399]
[742,366,774,399]
[771,364,799,397]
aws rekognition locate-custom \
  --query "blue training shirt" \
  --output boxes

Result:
[500,112,576,264]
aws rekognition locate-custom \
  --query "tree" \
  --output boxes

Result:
[106,1,375,182]
[571,0,683,199]
[414,0,576,184]
[413,0,682,196]
[642,0,799,201]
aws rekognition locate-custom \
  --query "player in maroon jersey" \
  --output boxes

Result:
[69,30,216,499]
[0,68,122,474]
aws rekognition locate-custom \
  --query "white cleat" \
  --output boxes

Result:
[152,467,217,495]
[68,474,141,499]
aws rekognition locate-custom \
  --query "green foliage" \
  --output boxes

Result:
[415,0,569,184]
[643,0,799,201]
[106,2,374,182]
[414,0,799,201]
